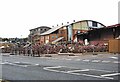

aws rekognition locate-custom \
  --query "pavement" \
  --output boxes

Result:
[0,53,120,81]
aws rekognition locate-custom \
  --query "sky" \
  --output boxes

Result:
[0,0,119,38]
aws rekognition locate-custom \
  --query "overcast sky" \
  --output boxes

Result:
[0,0,119,38]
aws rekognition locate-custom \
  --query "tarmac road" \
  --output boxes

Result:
[0,53,120,80]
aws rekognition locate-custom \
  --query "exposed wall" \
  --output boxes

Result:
[73,21,88,30]
[58,26,67,41]
[49,34,58,42]
[35,20,106,44]
[39,36,45,44]
[45,35,49,44]
[77,26,120,45]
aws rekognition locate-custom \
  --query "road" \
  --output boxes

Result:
[0,53,120,81]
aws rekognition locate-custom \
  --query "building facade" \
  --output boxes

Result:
[29,26,51,44]
[39,20,105,44]
[77,24,120,45]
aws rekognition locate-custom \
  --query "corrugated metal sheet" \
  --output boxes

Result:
[73,22,81,29]
[52,37,64,44]
[40,26,62,36]
[81,21,88,30]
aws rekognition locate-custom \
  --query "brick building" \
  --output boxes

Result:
[39,20,105,44]
[77,24,120,45]
[29,26,51,44]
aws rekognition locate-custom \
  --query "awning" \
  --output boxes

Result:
[52,37,64,44]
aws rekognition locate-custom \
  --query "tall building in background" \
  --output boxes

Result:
[28,26,51,44]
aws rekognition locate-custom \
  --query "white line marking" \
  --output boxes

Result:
[11,63,28,67]
[113,61,120,64]
[15,62,20,63]
[69,72,114,80]
[1,63,5,65]
[53,58,58,60]
[89,69,114,72]
[45,66,64,69]
[109,57,118,59]
[101,73,120,77]
[51,58,56,60]
[102,60,110,63]
[61,58,66,60]
[35,64,39,66]
[65,59,72,60]
[67,69,89,73]
[43,67,114,80]
[92,60,101,62]
[82,59,90,62]
[75,59,81,61]
[2,61,30,67]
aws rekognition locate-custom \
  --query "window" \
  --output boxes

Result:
[60,30,64,34]
[52,36,54,39]
[56,36,58,38]
[92,21,97,27]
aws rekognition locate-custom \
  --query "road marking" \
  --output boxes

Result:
[3,62,12,65]
[14,62,20,63]
[92,55,97,57]
[1,63,6,65]
[113,61,120,64]
[92,60,101,62]
[65,59,72,60]
[61,58,66,60]
[109,57,118,59]
[43,66,114,80]
[101,60,110,63]
[69,72,114,80]
[35,64,39,66]
[75,59,81,61]
[67,69,89,73]
[53,58,58,60]
[89,69,114,72]
[51,58,56,60]
[45,66,64,69]
[2,61,31,67]
[82,59,90,62]
[15,64,28,67]
[101,73,120,77]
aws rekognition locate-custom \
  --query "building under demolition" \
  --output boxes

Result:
[77,24,120,46]
[39,20,105,44]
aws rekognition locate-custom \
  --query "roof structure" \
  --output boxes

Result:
[40,20,106,36]
[77,23,120,36]
[30,26,51,31]
[52,37,64,44]
[40,26,64,36]
[106,24,120,28]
